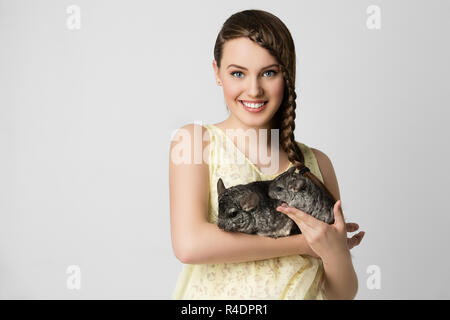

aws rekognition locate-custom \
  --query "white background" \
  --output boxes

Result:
[1,0,449,299]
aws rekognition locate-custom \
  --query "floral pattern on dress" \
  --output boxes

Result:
[172,124,327,300]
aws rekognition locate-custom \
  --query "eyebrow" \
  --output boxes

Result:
[226,63,279,71]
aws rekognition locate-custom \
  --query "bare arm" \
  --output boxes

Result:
[181,222,316,264]
[310,148,359,299]
[322,250,358,300]
[169,123,317,264]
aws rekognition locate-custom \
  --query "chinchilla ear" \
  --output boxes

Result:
[217,178,226,195]
[240,192,259,212]
[287,166,296,175]
[288,178,305,192]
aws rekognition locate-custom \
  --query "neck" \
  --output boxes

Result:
[220,116,279,150]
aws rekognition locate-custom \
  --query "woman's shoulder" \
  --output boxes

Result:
[307,146,332,173]
[170,123,211,166]
[304,144,341,201]
[172,122,211,139]
[294,140,316,162]
[171,122,212,147]
[293,140,327,165]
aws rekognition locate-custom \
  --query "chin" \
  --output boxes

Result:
[241,112,277,128]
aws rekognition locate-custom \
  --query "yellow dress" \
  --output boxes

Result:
[172,124,327,300]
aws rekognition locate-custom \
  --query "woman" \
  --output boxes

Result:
[169,9,365,299]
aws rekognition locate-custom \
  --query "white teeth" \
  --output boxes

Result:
[241,101,266,108]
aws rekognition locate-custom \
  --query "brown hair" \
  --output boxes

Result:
[214,9,336,201]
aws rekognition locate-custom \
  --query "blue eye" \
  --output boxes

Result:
[263,70,277,77]
[231,71,244,78]
[230,70,278,78]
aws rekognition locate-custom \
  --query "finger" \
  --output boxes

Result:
[277,207,316,233]
[357,231,365,243]
[290,216,316,239]
[349,232,365,248]
[332,200,345,228]
[347,237,356,249]
[278,207,315,229]
[348,234,359,249]
[345,223,359,232]
[277,205,323,229]
[350,234,360,246]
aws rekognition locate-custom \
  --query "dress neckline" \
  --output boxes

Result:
[208,124,294,177]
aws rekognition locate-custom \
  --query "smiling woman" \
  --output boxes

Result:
[212,38,286,129]
[169,9,363,300]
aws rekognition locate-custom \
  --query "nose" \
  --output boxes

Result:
[247,77,264,97]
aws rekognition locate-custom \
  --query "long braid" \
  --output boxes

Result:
[216,11,337,202]
[278,64,305,166]
[278,64,337,202]
[245,32,305,165]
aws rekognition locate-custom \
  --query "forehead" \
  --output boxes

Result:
[221,37,278,68]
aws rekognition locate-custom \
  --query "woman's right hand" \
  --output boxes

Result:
[346,222,365,250]
[305,222,364,259]
[303,222,364,258]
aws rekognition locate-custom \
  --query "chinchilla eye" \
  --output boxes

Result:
[229,212,237,217]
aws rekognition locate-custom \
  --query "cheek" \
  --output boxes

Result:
[270,78,285,100]
[221,77,285,104]
[222,81,241,101]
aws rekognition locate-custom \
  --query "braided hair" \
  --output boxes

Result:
[213,9,336,201]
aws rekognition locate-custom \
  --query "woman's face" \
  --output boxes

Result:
[213,37,285,128]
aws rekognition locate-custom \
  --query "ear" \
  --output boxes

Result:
[240,192,259,212]
[288,178,305,192]
[212,59,221,85]
[287,166,296,175]
[217,178,226,195]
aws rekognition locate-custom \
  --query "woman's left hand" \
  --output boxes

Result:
[277,200,349,261]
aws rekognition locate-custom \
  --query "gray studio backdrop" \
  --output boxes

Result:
[1,0,449,299]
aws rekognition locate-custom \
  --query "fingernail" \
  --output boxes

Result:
[281,203,288,207]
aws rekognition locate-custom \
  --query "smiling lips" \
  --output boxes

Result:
[240,99,267,104]
[239,100,268,112]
